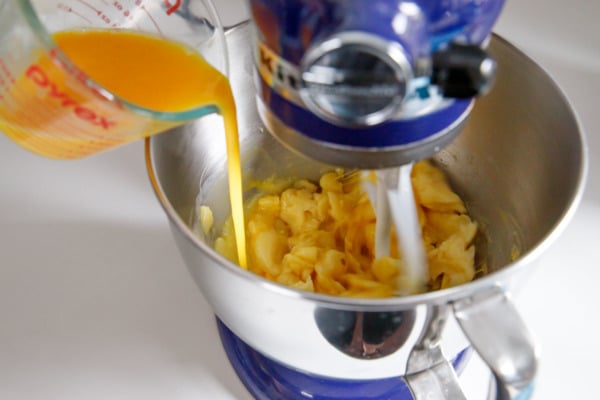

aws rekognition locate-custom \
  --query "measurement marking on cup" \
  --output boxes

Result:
[76,0,100,14]
[141,4,162,35]
[0,57,15,84]
[111,1,136,22]
[113,0,123,11]
[58,2,94,24]
[0,76,7,90]
[75,0,111,24]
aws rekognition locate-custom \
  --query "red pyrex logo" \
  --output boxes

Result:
[25,65,116,130]
[164,0,181,15]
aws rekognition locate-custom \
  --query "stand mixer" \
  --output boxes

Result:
[221,1,516,398]
[228,1,520,398]
[144,1,585,399]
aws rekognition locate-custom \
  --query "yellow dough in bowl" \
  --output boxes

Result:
[209,160,480,298]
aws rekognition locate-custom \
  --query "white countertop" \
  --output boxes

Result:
[1,0,598,399]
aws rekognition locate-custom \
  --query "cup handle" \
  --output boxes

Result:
[453,287,538,400]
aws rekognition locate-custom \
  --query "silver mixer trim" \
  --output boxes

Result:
[478,57,497,95]
[299,31,414,127]
[257,96,474,169]
[256,34,463,134]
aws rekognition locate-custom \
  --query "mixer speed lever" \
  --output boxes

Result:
[431,43,497,98]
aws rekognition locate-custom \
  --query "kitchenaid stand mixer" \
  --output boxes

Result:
[225,1,526,399]
[227,0,528,398]
[145,1,585,399]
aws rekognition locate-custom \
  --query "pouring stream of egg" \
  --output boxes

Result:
[51,29,248,267]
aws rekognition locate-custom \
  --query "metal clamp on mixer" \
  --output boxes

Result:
[249,0,503,168]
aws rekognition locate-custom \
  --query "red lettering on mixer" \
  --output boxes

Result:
[25,65,116,130]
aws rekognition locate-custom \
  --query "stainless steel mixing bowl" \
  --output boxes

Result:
[146,21,586,399]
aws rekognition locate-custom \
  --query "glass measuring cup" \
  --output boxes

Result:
[0,0,227,159]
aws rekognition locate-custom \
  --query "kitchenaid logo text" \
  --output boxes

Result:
[257,41,303,103]
[25,64,116,130]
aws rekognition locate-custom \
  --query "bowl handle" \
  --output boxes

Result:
[405,305,469,400]
[453,287,538,400]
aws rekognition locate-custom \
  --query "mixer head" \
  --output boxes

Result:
[247,0,504,169]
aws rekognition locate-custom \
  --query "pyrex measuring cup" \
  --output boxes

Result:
[0,0,227,159]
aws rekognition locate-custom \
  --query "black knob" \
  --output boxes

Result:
[431,43,497,98]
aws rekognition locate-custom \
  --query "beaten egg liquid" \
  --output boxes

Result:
[0,29,247,267]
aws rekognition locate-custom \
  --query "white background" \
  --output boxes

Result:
[1,0,599,399]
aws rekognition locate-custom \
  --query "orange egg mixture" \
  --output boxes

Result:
[53,30,226,112]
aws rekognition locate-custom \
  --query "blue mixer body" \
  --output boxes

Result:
[251,0,504,67]
[218,319,474,400]
[248,0,505,167]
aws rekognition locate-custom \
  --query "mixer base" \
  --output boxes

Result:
[217,319,471,400]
